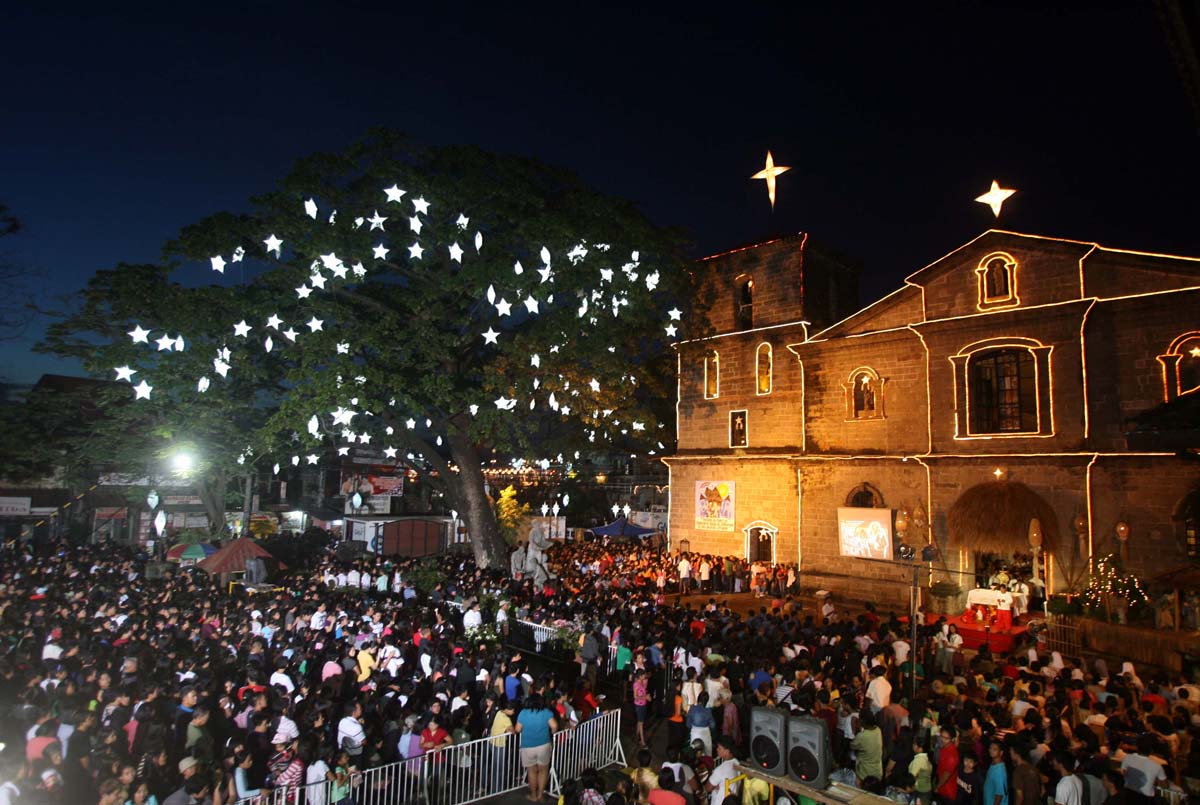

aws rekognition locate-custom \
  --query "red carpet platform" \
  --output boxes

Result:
[925,611,1029,653]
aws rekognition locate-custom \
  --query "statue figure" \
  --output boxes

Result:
[510,543,527,578]
[524,521,556,586]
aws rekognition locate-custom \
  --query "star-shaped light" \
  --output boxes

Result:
[304,198,318,219]
[295,284,312,299]
[523,296,539,315]
[409,216,423,235]
[368,211,387,231]
[133,380,153,400]
[1191,347,1200,358]
[128,325,151,344]
[469,404,479,415]
[494,396,516,410]
[383,446,397,459]
[337,447,350,456]
[531,354,541,368]
[266,314,283,330]
[482,327,500,345]
[599,268,613,283]
[282,328,298,342]
[373,244,390,260]
[351,262,366,277]
[197,377,210,393]
[456,214,469,230]
[449,242,464,262]
[114,366,136,382]
[405,418,416,429]
[336,342,350,354]
[589,378,600,392]
[384,184,406,203]
[307,454,319,465]
[213,358,230,377]
[263,234,283,255]
[632,421,645,431]
[358,432,372,444]
[309,273,327,289]
[307,317,324,332]
[751,150,791,209]
[537,266,553,284]
[665,324,678,337]
[513,261,524,275]
[975,180,1017,218]
[495,298,512,316]
[210,256,226,273]
[408,242,424,260]
[233,320,252,338]
[668,308,682,320]
[232,247,245,262]
[330,263,348,279]
[413,197,430,214]
[155,334,175,351]
[331,407,356,426]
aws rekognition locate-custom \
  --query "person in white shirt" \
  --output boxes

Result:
[706,738,742,798]
[337,702,367,757]
[336,571,348,587]
[699,560,712,592]
[1052,752,1083,805]
[463,603,483,630]
[865,665,892,713]
[677,557,692,593]
[310,604,328,631]
[346,568,360,588]
[269,667,295,694]
[1121,735,1167,799]
[893,639,911,664]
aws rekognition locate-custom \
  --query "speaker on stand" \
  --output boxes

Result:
[749,707,788,776]
[787,715,832,788]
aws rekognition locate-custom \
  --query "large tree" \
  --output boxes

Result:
[49,132,698,567]
[38,264,286,532]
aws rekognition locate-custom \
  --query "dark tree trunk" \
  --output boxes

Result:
[196,468,228,538]
[446,433,507,569]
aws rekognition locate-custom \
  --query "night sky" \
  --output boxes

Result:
[3,3,1197,384]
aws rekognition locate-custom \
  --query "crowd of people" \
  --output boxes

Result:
[0,531,1197,805]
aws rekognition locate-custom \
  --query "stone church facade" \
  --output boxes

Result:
[666,229,1200,608]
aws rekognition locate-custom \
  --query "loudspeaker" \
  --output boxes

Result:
[787,715,832,788]
[749,706,787,776]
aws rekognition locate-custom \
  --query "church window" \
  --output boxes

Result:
[756,342,772,395]
[704,350,720,399]
[976,252,1019,309]
[734,276,754,330]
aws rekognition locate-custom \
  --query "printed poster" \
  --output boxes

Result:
[695,481,735,531]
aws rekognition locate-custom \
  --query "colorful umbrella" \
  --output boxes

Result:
[166,542,217,561]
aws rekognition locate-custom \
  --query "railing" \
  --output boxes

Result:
[548,709,626,798]
[236,710,623,805]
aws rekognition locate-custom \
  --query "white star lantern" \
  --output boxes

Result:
[368,211,387,231]
[413,197,430,214]
[133,380,153,400]
[449,242,464,263]
[408,242,424,260]
[975,180,1017,218]
[751,150,791,209]
[482,327,500,345]
[128,325,150,344]
[384,184,406,203]
[266,314,283,330]
[307,317,324,332]
[233,320,252,338]
[155,334,175,351]
[114,366,136,382]
[210,256,226,273]
[263,234,283,256]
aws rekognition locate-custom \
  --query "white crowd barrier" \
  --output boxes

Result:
[237,710,624,805]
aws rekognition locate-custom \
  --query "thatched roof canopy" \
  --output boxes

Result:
[947,481,1060,553]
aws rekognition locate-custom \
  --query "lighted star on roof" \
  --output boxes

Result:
[975,180,1017,218]
[751,150,791,209]
[1190,347,1200,358]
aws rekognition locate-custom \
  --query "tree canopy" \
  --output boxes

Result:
[40,131,701,566]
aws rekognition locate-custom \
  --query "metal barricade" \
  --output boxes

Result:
[548,709,627,798]
[237,710,625,805]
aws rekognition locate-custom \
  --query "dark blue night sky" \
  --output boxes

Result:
[3,3,1197,384]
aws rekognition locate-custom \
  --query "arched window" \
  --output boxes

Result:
[969,348,1037,433]
[842,367,885,421]
[1158,331,1200,401]
[704,350,720,399]
[755,342,772,395]
[975,252,1019,309]
[734,276,754,330]
[951,338,1053,438]
[845,483,885,509]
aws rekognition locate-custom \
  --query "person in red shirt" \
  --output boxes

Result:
[936,725,960,805]
[648,768,687,805]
